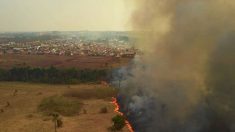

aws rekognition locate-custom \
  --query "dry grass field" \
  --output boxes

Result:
[0,82,129,132]
[0,54,131,69]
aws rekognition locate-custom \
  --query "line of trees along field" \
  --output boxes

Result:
[0,66,109,84]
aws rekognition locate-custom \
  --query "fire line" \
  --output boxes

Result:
[111,97,134,132]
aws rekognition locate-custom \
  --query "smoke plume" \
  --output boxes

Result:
[115,0,235,132]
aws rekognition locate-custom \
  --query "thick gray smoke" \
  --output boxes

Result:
[114,0,235,132]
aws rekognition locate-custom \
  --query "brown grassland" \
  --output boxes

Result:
[0,54,131,69]
[0,82,129,132]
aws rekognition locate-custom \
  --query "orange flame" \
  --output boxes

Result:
[112,97,134,132]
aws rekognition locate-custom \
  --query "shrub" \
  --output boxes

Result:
[57,119,63,128]
[25,114,34,119]
[100,107,108,113]
[38,96,83,116]
[83,109,87,114]
[111,115,126,131]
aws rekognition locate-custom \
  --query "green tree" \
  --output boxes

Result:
[111,115,126,131]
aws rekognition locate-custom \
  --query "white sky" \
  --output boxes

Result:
[0,0,135,32]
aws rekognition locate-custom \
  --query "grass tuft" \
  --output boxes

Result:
[100,106,108,113]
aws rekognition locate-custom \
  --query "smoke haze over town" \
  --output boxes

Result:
[0,0,234,132]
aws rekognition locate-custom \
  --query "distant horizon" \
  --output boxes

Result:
[0,29,134,34]
[0,30,134,34]
[0,0,135,32]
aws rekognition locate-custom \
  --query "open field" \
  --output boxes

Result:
[0,54,131,69]
[0,82,129,132]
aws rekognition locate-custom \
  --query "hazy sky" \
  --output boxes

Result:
[0,0,134,32]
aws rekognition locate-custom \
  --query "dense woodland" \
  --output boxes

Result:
[0,66,110,84]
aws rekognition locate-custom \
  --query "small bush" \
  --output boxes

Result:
[38,96,83,116]
[26,114,34,119]
[100,107,108,113]
[57,119,63,128]
[111,115,126,131]
[83,109,87,114]
[36,92,43,95]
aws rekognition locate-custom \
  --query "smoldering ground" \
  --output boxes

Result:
[112,0,235,132]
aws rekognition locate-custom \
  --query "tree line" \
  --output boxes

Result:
[0,66,109,84]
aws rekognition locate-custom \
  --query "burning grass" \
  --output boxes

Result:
[112,97,134,132]
[38,95,83,116]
